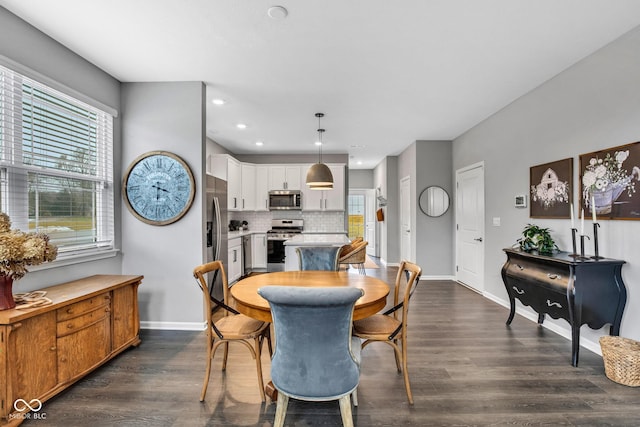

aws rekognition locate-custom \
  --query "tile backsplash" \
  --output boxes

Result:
[229,210,346,232]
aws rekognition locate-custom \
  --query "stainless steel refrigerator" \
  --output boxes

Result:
[206,175,228,305]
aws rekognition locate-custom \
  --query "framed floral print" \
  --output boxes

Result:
[530,158,572,218]
[579,142,640,220]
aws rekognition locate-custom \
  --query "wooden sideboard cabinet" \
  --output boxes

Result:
[0,275,142,424]
[502,248,626,367]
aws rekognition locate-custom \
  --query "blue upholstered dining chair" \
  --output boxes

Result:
[296,246,341,271]
[258,286,364,427]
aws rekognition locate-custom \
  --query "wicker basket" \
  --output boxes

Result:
[600,336,640,387]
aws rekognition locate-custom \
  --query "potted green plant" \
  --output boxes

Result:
[517,223,558,255]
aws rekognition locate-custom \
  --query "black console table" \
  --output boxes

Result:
[501,248,627,367]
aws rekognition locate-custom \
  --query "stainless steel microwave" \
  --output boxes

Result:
[268,190,302,210]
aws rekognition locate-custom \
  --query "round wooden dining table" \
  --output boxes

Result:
[230,271,390,322]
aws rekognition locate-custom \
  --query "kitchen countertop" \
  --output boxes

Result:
[284,233,350,246]
[302,231,348,235]
[227,229,268,239]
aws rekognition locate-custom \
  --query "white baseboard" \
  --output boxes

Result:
[421,275,456,281]
[141,321,206,331]
[482,290,602,357]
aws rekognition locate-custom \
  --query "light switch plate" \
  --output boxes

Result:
[493,217,501,226]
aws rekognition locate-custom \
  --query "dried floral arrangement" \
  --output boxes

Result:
[0,212,57,279]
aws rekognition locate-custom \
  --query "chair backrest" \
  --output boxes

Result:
[339,240,368,263]
[193,260,234,318]
[296,246,341,271]
[258,286,364,400]
[386,261,422,336]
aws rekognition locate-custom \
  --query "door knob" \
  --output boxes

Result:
[474,237,483,242]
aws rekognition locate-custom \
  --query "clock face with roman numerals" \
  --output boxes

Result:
[123,151,195,225]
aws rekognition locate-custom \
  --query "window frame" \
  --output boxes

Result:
[0,61,117,264]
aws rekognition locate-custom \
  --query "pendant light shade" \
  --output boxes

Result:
[306,113,334,190]
[306,163,334,189]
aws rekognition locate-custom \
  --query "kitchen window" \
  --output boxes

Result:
[0,63,114,258]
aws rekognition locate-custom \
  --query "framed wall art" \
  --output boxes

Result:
[579,141,640,220]
[530,158,573,218]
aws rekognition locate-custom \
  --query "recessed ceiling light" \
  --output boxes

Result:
[315,141,322,146]
[350,144,366,148]
[357,161,363,165]
[212,99,225,105]
[237,123,247,129]
[255,141,264,146]
[267,6,288,20]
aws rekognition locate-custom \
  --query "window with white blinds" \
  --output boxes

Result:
[0,63,114,256]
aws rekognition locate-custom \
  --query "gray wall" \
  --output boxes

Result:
[395,141,454,277]
[121,82,206,328]
[236,153,348,164]
[0,7,123,290]
[348,169,374,189]
[453,26,640,345]
[415,141,453,277]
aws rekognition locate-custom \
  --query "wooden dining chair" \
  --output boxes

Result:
[296,246,341,271]
[352,260,422,404]
[258,286,364,427]
[339,240,369,275]
[193,260,272,402]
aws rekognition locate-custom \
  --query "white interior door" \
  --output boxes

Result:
[456,163,485,292]
[400,176,412,262]
[365,189,376,256]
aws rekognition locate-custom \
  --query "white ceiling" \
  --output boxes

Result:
[3,1,640,169]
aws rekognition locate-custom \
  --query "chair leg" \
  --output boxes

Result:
[266,328,273,357]
[222,341,229,371]
[392,340,402,372]
[273,392,289,427]
[401,337,413,405]
[351,387,358,407]
[358,263,366,275]
[199,337,214,401]
[254,336,266,402]
[339,395,354,427]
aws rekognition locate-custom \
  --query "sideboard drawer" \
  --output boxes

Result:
[57,292,111,321]
[507,278,569,321]
[57,305,111,337]
[505,256,568,292]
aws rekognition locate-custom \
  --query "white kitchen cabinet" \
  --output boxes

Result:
[228,237,243,283]
[301,164,345,211]
[241,163,256,210]
[269,165,301,190]
[215,155,242,211]
[252,233,267,269]
[255,166,269,211]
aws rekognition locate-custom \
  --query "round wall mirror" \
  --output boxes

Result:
[419,186,450,217]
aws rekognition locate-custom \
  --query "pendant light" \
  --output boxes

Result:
[306,113,334,190]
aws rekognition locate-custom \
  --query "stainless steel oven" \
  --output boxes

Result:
[267,219,303,272]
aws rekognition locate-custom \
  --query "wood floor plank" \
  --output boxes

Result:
[21,265,640,426]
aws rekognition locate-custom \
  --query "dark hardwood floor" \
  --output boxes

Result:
[24,264,640,426]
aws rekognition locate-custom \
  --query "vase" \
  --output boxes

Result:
[592,180,629,215]
[0,274,16,310]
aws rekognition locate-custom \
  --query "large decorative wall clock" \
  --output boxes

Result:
[123,151,196,226]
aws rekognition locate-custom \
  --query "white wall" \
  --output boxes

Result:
[120,82,206,329]
[453,26,640,347]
